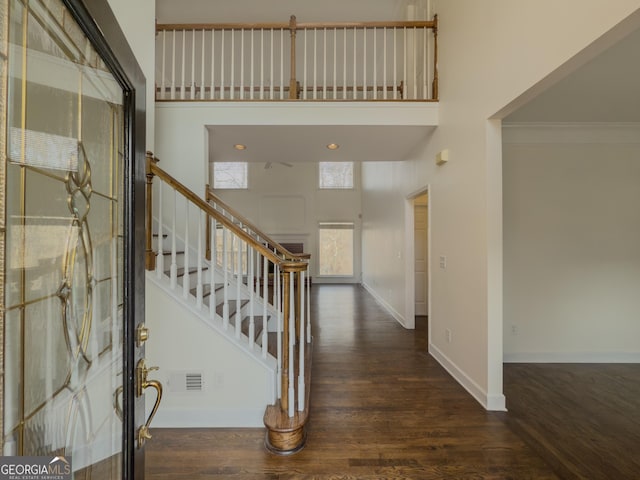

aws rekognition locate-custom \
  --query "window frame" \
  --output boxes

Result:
[212,161,249,190]
[318,161,354,190]
[317,221,355,278]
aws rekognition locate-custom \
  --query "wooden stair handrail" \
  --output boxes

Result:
[157,19,437,32]
[148,156,293,267]
[206,186,309,262]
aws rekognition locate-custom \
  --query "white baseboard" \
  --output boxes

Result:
[154,407,266,428]
[430,343,506,412]
[504,352,640,363]
[361,282,408,328]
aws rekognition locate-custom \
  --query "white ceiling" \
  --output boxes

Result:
[207,125,434,163]
[505,25,640,123]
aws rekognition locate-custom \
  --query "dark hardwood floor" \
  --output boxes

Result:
[504,363,640,480]
[147,284,558,479]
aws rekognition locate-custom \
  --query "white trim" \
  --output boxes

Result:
[503,122,640,144]
[504,352,640,363]
[157,101,439,126]
[429,343,507,411]
[153,407,266,428]
[361,281,408,328]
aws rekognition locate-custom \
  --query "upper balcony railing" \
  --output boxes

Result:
[156,15,438,102]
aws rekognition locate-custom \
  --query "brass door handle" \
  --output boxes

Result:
[137,379,163,448]
[136,359,163,448]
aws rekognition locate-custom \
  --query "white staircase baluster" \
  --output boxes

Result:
[298,269,306,411]
[343,28,347,100]
[363,28,367,99]
[161,30,166,100]
[262,254,268,358]
[220,29,225,100]
[209,217,217,320]
[210,28,215,99]
[156,181,164,279]
[190,29,196,99]
[352,29,356,99]
[259,28,264,100]
[170,189,178,288]
[373,28,377,100]
[313,29,317,100]
[171,30,176,100]
[222,227,229,329]
[181,29,186,99]
[235,236,242,339]
[423,27,429,100]
[182,200,190,299]
[333,28,337,100]
[269,29,273,99]
[248,247,255,348]
[413,26,417,100]
[250,29,255,100]
[403,27,407,100]
[240,28,245,100]
[288,271,295,417]
[322,28,327,100]
[230,30,235,99]
[302,29,307,100]
[279,28,284,99]
[201,28,205,100]
[196,210,203,309]
[383,27,387,100]
[393,27,397,99]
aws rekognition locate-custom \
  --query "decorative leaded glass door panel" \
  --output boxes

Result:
[2,0,146,478]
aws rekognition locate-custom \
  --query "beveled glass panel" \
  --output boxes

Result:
[4,0,125,477]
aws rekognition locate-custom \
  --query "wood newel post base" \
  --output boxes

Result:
[145,152,159,271]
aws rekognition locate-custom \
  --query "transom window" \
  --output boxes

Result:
[319,162,353,189]
[213,162,248,189]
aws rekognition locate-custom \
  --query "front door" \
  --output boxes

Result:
[1,0,148,478]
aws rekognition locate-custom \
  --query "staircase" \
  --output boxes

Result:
[145,153,311,454]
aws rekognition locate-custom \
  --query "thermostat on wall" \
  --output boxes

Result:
[436,149,449,165]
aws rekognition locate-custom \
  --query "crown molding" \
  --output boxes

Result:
[502,122,640,145]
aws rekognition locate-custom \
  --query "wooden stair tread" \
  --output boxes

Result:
[215,299,249,319]
[190,283,224,298]
[166,266,208,278]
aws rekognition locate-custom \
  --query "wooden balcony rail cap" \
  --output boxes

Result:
[156,19,437,32]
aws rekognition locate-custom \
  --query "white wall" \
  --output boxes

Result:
[107,0,156,150]
[361,0,640,410]
[145,280,274,427]
[503,124,640,362]
[214,162,362,281]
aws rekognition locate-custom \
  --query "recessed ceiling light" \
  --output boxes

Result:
[326,143,339,150]
[234,144,247,151]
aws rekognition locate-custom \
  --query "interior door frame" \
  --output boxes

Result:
[61,0,146,478]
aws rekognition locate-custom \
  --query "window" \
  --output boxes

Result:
[319,162,353,189]
[213,162,248,189]
[318,222,354,276]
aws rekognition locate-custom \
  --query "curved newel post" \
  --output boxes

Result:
[145,152,159,271]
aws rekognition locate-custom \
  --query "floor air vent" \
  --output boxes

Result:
[169,371,204,393]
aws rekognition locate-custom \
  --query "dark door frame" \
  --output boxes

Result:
[62,1,146,478]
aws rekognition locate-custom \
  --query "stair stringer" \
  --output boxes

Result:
[145,272,278,428]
